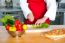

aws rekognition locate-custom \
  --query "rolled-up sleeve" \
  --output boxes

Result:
[44,0,57,21]
[20,0,31,19]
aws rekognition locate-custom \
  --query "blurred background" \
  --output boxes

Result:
[0,0,65,25]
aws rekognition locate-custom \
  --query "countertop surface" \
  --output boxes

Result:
[0,25,65,43]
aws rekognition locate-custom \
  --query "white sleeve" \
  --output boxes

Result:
[44,0,57,21]
[20,0,32,19]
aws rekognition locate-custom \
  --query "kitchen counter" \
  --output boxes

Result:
[0,7,21,12]
[0,25,65,43]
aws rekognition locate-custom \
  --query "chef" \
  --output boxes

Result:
[20,0,57,25]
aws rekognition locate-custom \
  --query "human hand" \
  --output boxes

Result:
[35,16,48,25]
[27,12,34,22]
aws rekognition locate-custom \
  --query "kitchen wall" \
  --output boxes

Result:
[0,0,65,25]
[13,0,20,7]
[0,0,5,6]
[61,0,65,3]
[60,0,65,25]
[0,0,20,7]
[0,0,65,7]
[0,0,23,26]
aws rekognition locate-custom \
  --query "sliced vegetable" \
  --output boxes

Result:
[30,23,49,28]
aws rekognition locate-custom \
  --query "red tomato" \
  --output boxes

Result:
[5,24,10,30]
[14,20,20,28]
[14,23,18,29]
[14,20,20,27]
[17,27,23,31]
[15,24,23,31]
[15,20,22,27]
[14,19,23,31]
[15,19,20,24]
[18,24,23,31]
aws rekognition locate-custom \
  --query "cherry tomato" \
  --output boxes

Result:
[16,24,23,31]
[15,19,20,24]
[5,24,10,30]
[14,19,23,31]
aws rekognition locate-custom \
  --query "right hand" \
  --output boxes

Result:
[27,13,34,22]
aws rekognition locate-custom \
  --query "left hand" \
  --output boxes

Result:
[35,16,48,25]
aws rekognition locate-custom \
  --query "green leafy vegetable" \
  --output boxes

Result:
[31,23,49,28]
[0,14,15,26]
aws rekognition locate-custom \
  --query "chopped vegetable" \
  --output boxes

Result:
[30,23,49,28]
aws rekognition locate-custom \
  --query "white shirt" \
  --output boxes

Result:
[20,0,57,21]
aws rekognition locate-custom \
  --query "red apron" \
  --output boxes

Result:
[25,0,50,24]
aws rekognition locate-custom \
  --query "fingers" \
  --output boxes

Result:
[35,20,42,26]
[35,19,45,25]
[35,22,42,26]
[35,21,41,25]
[35,22,42,28]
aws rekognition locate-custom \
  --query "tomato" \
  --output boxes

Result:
[17,27,23,32]
[14,20,20,28]
[16,23,23,31]
[14,19,23,31]
[5,24,10,30]
[15,19,20,24]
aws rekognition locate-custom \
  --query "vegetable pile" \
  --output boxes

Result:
[0,15,27,31]
[0,15,49,31]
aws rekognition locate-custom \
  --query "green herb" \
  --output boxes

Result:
[31,23,49,28]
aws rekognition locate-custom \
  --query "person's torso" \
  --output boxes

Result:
[27,0,45,3]
[27,0,47,19]
[25,0,49,24]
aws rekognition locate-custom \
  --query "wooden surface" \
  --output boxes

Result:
[0,26,65,43]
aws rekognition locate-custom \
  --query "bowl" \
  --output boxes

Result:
[7,30,25,37]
